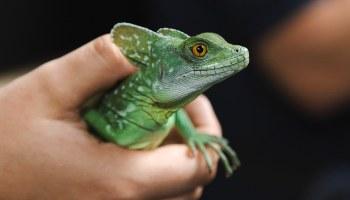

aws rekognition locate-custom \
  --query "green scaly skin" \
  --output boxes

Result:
[83,23,249,176]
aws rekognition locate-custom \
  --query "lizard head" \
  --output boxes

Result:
[112,23,249,108]
[151,31,249,107]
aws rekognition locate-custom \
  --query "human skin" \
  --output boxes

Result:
[260,0,350,114]
[0,35,221,200]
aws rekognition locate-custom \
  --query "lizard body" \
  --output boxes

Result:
[83,23,249,176]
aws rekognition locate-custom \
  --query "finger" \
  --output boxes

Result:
[185,95,222,136]
[98,144,216,199]
[133,145,214,199]
[162,187,203,200]
[31,34,135,109]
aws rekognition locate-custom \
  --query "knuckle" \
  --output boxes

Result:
[209,146,220,166]
[197,95,223,135]
[92,35,119,70]
[197,95,212,109]
[91,35,131,75]
[192,187,203,200]
[204,163,218,184]
[92,35,114,56]
[197,94,210,104]
[206,168,218,183]
[195,165,217,185]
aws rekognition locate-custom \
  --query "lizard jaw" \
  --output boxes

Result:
[176,55,248,80]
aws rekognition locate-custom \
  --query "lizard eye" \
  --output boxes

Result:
[191,43,208,58]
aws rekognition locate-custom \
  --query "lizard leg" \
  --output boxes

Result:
[175,109,240,177]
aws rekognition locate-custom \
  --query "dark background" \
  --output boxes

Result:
[2,0,350,199]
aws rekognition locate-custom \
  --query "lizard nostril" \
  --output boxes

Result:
[235,48,240,53]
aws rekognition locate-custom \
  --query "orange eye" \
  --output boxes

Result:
[191,43,208,57]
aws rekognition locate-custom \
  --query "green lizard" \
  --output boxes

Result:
[83,23,249,176]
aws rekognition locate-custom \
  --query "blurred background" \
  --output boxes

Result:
[1,0,350,199]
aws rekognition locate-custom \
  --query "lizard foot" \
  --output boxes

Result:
[187,133,240,177]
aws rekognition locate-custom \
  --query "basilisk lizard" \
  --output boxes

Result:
[83,23,249,176]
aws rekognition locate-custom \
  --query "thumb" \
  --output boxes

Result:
[31,34,135,109]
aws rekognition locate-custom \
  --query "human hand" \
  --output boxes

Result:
[0,35,221,199]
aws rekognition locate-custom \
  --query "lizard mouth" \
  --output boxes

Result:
[176,55,248,79]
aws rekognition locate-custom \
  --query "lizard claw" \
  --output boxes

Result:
[186,133,240,177]
[187,139,197,158]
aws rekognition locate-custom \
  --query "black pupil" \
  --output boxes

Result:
[196,45,204,53]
